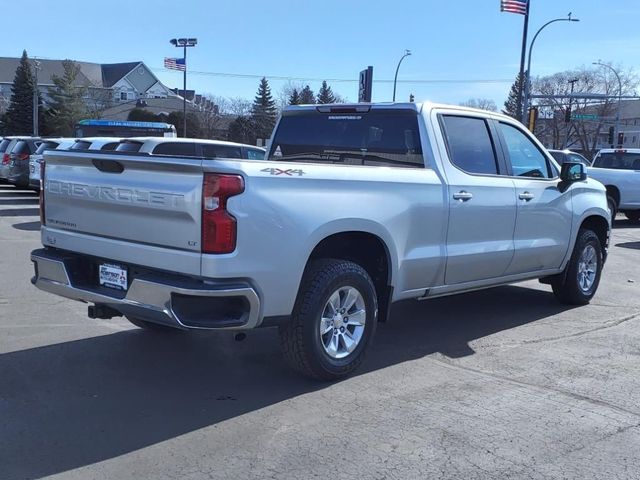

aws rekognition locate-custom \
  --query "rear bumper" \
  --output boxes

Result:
[31,248,262,330]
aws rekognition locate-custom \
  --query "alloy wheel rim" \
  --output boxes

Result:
[319,286,366,359]
[577,244,597,292]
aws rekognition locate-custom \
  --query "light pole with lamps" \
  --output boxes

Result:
[522,13,580,123]
[392,50,411,102]
[170,37,197,137]
[593,61,622,146]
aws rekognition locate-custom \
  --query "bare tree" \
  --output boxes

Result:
[532,64,638,158]
[459,98,498,111]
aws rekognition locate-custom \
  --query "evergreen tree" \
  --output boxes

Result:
[251,77,277,141]
[299,85,315,104]
[5,50,37,135]
[503,71,526,119]
[288,88,301,105]
[46,60,89,136]
[228,115,256,144]
[316,80,336,104]
[128,108,160,122]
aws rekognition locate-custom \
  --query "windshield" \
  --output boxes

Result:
[592,152,640,170]
[268,110,424,168]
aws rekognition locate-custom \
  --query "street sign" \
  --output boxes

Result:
[571,114,599,121]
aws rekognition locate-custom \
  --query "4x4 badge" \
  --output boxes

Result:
[260,168,305,176]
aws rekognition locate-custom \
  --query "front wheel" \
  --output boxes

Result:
[552,229,603,305]
[279,259,378,381]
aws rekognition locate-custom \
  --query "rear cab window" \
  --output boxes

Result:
[35,141,60,155]
[268,108,424,168]
[592,151,640,170]
[70,140,92,151]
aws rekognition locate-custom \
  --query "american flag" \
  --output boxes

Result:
[500,0,528,15]
[164,57,186,71]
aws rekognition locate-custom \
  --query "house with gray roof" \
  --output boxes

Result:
[0,57,176,113]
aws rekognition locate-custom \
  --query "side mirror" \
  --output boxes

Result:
[560,162,586,183]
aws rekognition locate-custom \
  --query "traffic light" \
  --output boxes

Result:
[608,126,615,145]
[564,107,571,123]
[409,94,415,102]
[527,107,538,133]
[617,132,624,146]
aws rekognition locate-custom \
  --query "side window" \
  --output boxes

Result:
[151,142,197,157]
[441,115,498,175]
[100,142,118,151]
[569,153,589,166]
[246,148,265,160]
[202,144,242,159]
[498,123,552,178]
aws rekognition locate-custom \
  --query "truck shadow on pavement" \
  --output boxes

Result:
[0,285,575,480]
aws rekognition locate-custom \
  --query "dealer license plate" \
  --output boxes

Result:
[99,263,128,290]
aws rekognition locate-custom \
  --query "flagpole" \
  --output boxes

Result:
[183,44,187,137]
[518,0,530,123]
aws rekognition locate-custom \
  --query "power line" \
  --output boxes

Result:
[150,67,512,85]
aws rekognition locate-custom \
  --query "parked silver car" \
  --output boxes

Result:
[29,138,76,190]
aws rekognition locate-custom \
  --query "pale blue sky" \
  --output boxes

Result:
[4,0,640,107]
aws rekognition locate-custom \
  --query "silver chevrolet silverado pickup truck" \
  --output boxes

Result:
[31,102,610,380]
[588,148,640,221]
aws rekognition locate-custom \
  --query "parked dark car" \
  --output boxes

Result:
[548,149,591,167]
[3,137,42,188]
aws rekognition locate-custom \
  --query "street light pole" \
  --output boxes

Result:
[392,50,411,102]
[170,37,198,137]
[564,77,579,148]
[32,59,40,136]
[593,61,622,146]
[522,13,580,123]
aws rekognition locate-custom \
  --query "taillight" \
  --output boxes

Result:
[201,173,244,254]
[39,161,45,225]
[2,153,8,165]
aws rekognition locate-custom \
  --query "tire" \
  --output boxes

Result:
[552,229,603,305]
[607,196,618,222]
[625,211,640,222]
[126,316,184,333]
[279,259,378,381]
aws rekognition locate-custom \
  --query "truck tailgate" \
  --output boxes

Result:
[43,151,203,253]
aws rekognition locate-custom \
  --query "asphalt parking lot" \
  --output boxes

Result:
[1,183,639,480]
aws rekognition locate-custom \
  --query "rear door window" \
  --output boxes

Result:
[202,144,242,159]
[151,142,197,157]
[268,110,424,167]
[440,115,498,175]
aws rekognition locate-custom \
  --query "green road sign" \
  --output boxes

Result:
[571,114,599,121]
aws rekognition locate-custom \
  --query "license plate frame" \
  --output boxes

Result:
[99,263,128,291]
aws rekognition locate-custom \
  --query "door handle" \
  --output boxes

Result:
[453,191,473,201]
[519,192,535,201]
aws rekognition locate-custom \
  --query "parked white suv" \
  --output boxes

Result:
[114,137,266,160]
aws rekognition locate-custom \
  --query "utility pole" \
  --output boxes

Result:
[32,59,40,136]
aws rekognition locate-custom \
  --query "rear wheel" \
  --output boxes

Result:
[625,210,640,222]
[126,316,183,333]
[607,196,618,221]
[552,229,603,305]
[279,259,378,381]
